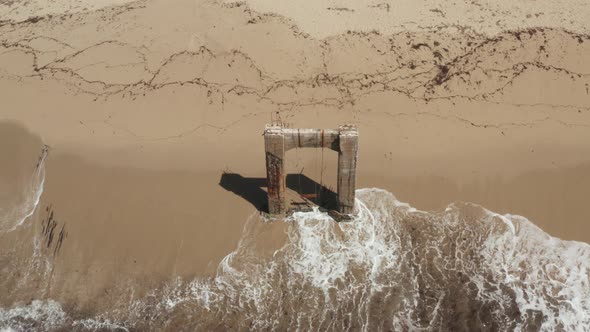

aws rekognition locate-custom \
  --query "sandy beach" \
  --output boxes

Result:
[1,0,589,330]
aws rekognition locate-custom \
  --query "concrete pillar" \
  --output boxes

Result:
[264,125,286,214]
[264,124,358,216]
[337,125,358,215]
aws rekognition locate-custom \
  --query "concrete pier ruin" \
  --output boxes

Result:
[264,124,358,215]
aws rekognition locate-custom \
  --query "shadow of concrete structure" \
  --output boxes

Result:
[219,173,337,213]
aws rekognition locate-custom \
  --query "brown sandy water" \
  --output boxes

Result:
[1,0,590,330]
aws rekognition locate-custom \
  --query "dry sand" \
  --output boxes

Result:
[1,0,590,310]
[224,0,590,38]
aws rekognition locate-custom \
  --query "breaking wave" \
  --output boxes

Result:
[1,188,589,331]
[0,146,47,233]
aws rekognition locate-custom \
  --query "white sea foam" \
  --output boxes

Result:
[176,188,590,330]
[0,300,66,331]
[0,299,130,332]
[1,188,589,331]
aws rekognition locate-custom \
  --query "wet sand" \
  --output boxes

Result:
[1,0,590,319]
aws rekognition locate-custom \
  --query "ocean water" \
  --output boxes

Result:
[0,155,589,331]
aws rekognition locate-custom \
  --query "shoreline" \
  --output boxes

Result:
[1,0,590,325]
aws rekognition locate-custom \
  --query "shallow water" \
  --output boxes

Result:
[1,159,588,331]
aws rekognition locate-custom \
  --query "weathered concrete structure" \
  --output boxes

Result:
[264,124,358,215]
